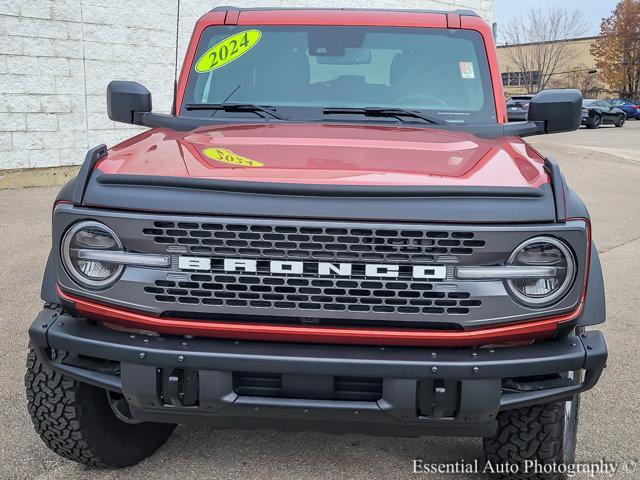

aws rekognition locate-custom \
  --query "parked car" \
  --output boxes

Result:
[26,6,606,478]
[581,100,626,128]
[506,95,533,122]
[506,99,528,121]
[608,99,640,120]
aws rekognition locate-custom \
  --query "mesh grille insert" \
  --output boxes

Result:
[144,274,481,316]
[144,222,486,262]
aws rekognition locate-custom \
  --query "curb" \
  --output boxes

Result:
[0,166,79,190]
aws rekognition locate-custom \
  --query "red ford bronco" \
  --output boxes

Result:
[26,7,607,479]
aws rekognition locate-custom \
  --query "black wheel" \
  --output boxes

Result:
[483,398,580,480]
[614,115,625,127]
[586,115,601,129]
[25,349,176,468]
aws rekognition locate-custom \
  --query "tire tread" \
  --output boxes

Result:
[483,402,567,480]
[25,349,175,468]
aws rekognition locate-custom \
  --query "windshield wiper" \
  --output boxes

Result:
[323,107,446,125]
[184,103,288,120]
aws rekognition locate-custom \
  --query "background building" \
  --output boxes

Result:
[498,36,611,100]
[0,0,494,178]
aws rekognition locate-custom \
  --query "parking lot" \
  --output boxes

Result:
[1,122,639,480]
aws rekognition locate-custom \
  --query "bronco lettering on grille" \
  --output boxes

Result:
[178,257,447,280]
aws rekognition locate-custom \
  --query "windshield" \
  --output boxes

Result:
[182,26,497,125]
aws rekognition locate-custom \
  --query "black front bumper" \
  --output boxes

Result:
[30,308,607,438]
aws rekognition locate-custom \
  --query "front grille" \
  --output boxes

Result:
[143,222,486,262]
[141,220,486,318]
[145,275,482,316]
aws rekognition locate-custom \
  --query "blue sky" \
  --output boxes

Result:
[494,0,620,37]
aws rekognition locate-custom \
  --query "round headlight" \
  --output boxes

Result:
[61,221,123,288]
[505,236,576,307]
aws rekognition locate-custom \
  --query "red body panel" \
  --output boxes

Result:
[58,288,580,348]
[98,124,548,187]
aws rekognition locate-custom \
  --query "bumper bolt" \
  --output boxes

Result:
[431,352,437,357]
[178,355,184,362]
[41,323,48,328]
[254,407,260,412]
[472,352,478,357]
[139,352,146,359]
[587,345,594,350]
[472,367,479,374]
[431,366,438,373]
[147,402,153,407]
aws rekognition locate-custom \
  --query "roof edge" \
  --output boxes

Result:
[210,6,480,17]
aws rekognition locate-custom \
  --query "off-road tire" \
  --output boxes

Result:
[25,349,176,467]
[483,400,579,480]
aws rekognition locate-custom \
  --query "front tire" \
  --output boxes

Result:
[586,115,601,129]
[483,398,579,480]
[25,349,176,467]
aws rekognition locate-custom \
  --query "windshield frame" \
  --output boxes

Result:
[174,10,507,126]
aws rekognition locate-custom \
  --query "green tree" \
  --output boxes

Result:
[591,0,640,100]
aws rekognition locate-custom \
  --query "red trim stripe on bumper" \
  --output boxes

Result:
[57,288,580,347]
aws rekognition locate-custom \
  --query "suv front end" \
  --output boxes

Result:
[26,7,606,478]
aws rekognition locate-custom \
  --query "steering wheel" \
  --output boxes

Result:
[396,94,448,108]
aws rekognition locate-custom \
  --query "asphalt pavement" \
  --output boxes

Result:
[1,122,639,480]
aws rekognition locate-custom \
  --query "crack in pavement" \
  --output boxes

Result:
[599,236,640,255]
[563,144,640,166]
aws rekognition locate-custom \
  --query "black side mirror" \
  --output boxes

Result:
[107,81,152,125]
[527,89,582,134]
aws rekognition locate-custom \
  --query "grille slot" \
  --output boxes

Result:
[232,373,383,401]
[334,376,383,401]
[233,372,282,398]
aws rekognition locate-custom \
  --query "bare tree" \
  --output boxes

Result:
[546,65,607,98]
[501,8,589,93]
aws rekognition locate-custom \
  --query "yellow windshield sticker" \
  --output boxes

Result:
[203,148,264,167]
[195,30,262,73]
